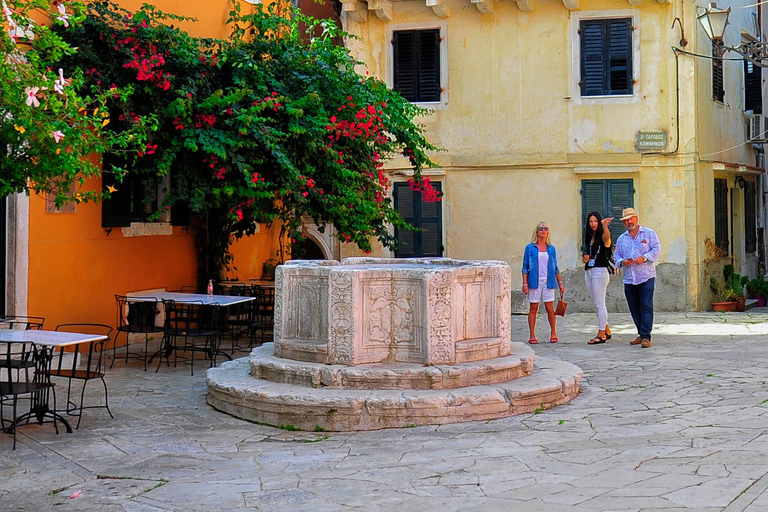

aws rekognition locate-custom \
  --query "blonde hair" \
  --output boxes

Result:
[531,222,551,245]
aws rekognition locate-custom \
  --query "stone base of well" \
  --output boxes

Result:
[206,343,583,431]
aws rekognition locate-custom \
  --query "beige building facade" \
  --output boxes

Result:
[338,0,768,311]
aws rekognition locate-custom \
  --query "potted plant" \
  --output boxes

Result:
[710,276,738,311]
[723,265,749,311]
[748,278,768,307]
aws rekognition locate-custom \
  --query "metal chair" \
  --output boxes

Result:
[49,324,114,429]
[0,341,63,450]
[157,300,225,376]
[221,286,265,352]
[0,316,45,330]
[256,286,275,344]
[113,295,164,371]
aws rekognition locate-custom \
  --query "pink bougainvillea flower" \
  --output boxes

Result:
[55,2,70,27]
[51,130,65,143]
[54,68,69,94]
[24,87,40,107]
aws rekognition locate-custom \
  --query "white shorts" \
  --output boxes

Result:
[527,286,555,303]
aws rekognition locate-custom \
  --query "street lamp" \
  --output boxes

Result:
[697,3,730,42]
[698,2,768,66]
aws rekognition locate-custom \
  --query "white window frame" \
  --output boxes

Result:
[386,21,448,110]
[571,10,641,106]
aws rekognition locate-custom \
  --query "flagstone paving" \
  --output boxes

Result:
[2,311,768,511]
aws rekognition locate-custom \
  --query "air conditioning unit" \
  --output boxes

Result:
[747,113,768,143]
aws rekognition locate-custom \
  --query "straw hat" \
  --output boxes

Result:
[620,207,639,221]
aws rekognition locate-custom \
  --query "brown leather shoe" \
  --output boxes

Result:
[640,338,652,348]
[630,336,642,346]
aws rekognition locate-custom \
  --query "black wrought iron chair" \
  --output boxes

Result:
[256,286,275,344]
[113,295,164,371]
[49,324,114,429]
[157,300,225,375]
[0,341,64,450]
[0,316,45,330]
[170,285,198,293]
[0,316,46,374]
[220,286,265,352]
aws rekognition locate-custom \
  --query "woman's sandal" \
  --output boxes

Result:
[550,337,559,344]
[529,338,539,345]
[588,336,607,345]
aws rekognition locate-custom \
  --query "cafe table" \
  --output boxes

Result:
[0,328,108,437]
[128,292,256,367]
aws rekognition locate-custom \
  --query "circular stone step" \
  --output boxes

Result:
[206,355,583,431]
[249,342,536,390]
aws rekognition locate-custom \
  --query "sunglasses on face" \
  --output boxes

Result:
[538,227,549,231]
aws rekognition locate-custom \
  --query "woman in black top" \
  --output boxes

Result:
[583,211,614,344]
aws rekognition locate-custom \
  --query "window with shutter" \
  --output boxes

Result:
[745,180,757,253]
[580,18,633,97]
[744,60,762,113]
[101,155,132,228]
[713,42,725,102]
[714,178,729,252]
[393,29,441,103]
[581,179,634,250]
[393,182,443,257]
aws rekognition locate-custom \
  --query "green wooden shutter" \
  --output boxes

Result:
[101,155,132,228]
[581,179,634,247]
[417,29,441,102]
[745,60,762,113]
[580,21,606,96]
[607,179,634,236]
[581,180,605,250]
[608,19,632,95]
[393,31,417,101]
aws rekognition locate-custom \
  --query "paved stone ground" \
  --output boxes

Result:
[2,310,768,511]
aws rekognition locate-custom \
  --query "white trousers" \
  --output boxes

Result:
[585,267,610,330]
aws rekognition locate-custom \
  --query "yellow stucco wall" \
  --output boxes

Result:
[345,0,764,311]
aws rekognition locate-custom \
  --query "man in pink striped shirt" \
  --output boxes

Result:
[613,208,661,348]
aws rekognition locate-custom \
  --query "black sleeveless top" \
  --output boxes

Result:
[584,237,612,270]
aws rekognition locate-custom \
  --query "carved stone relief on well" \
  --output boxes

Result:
[361,278,421,362]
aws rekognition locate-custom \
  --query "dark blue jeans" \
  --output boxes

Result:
[624,278,655,340]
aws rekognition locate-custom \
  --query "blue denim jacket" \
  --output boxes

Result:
[522,243,560,289]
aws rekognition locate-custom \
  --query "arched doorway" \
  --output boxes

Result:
[291,236,326,260]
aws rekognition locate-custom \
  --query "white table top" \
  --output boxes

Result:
[128,292,255,306]
[0,329,108,348]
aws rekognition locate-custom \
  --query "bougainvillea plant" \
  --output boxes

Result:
[58,1,439,283]
[0,0,147,206]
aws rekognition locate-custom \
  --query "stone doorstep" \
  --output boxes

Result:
[250,342,536,390]
[745,298,758,310]
[206,357,583,431]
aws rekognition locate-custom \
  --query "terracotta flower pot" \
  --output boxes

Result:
[712,301,738,312]
[736,297,747,312]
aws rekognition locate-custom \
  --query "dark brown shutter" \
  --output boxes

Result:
[713,42,725,102]
[714,178,729,251]
[745,60,762,113]
[101,155,132,228]
[393,31,416,101]
[417,29,441,102]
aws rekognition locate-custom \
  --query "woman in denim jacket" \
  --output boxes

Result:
[522,222,565,344]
